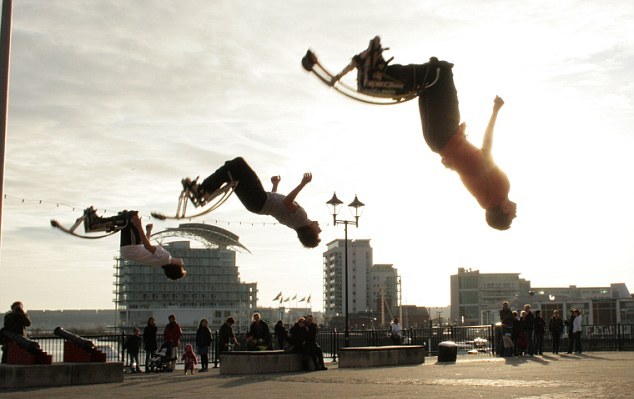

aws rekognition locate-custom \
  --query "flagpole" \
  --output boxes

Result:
[0,0,13,249]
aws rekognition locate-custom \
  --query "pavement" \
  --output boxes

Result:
[1,352,634,399]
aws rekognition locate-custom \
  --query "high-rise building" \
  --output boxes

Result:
[113,223,257,331]
[323,239,372,323]
[368,264,399,322]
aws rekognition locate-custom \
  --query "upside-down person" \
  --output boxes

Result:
[85,208,186,279]
[183,157,321,247]
[343,36,517,230]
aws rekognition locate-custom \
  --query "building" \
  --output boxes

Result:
[113,223,257,331]
[450,267,634,326]
[323,239,401,328]
[323,239,372,325]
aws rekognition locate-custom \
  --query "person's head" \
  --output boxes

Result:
[553,310,560,318]
[10,301,23,312]
[147,317,155,325]
[520,310,526,318]
[574,309,580,316]
[276,320,283,326]
[305,314,314,324]
[296,317,306,326]
[512,311,518,318]
[393,317,399,324]
[133,327,140,335]
[296,221,321,248]
[168,314,176,323]
[524,304,531,311]
[226,317,235,326]
[570,308,576,315]
[502,301,509,309]
[535,310,541,317]
[199,319,208,328]
[161,261,186,280]
[252,312,261,322]
[185,343,193,353]
[486,199,517,230]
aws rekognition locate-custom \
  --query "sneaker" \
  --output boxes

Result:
[182,177,206,207]
[354,36,389,90]
[83,207,106,232]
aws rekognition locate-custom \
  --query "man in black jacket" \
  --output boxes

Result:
[2,301,32,363]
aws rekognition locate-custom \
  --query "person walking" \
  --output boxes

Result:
[566,309,576,354]
[533,310,545,356]
[573,309,583,354]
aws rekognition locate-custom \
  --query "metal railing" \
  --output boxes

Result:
[10,323,633,368]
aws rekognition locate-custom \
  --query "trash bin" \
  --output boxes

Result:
[437,341,458,362]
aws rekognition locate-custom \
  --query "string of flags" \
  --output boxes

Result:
[273,291,311,304]
[2,193,291,227]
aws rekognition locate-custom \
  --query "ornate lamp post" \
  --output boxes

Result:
[326,192,365,347]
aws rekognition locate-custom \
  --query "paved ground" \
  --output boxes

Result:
[1,352,634,399]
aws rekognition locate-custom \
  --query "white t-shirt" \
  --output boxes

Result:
[391,322,402,336]
[120,244,172,267]
[257,192,310,229]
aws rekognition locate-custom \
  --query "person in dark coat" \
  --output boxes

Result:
[196,319,213,371]
[248,312,271,350]
[274,320,288,350]
[287,317,309,370]
[219,317,239,353]
[143,317,157,372]
[123,327,142,373]
[305,315,327,370]
[548,310,564,354]
[522,304,535,356]
[566,309,576,354]
[1,301,32,364]
[533,310,546,355]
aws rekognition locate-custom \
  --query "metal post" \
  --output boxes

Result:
[343,222,350,347]
[0,0,13,248]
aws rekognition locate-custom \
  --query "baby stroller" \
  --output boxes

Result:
[146,342,175,372]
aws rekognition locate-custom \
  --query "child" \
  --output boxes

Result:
[123,327,142,373]
[181,344,198,375]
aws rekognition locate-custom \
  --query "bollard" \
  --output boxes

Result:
[437,341,458,362]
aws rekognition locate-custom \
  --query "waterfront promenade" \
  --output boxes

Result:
[1,352,633,399]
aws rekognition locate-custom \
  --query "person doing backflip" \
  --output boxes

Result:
[84,208,186,279]
[183,157,321,247]
[342,36,517,230]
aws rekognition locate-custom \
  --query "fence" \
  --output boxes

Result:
[11,323,634,368]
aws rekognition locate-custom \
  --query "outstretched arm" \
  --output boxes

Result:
[132,214,156,254]
[283,173,312,212]
[481,96,505,160]
[270,175,281,193]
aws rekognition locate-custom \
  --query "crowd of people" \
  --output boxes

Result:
[499,301,583,357]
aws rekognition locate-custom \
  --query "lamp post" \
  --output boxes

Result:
[326,192,365,347]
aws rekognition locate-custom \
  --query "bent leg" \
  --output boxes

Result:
[200,157,268,213]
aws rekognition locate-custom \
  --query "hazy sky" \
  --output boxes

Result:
[1,0,633,312]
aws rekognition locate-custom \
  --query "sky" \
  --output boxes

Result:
[0,0,633,312]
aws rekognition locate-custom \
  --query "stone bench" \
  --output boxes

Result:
[219,350,312,375]
[337,345,425,368]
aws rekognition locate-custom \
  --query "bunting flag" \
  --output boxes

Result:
[299,296,306,302]
[272,292,282,301]
[291,294,297,300]
[307,295,311,303]
[284,297,290,302]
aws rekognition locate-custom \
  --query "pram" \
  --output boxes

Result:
[146,342,175,372]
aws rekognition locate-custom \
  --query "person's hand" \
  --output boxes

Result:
[271,175,281,185]
[301,173,312,185]
[493,95,504,111]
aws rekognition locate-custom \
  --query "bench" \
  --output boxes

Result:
[337,345,425,368]
[219,350,313,375]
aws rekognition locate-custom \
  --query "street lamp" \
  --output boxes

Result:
[326,192,365,347]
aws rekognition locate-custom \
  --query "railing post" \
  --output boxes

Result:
[212,330,220,368]
[332,329,338,362]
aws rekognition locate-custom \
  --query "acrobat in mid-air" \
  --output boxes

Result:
[156,157,321,248]
[51,208,186,279]
[303,36,517,230]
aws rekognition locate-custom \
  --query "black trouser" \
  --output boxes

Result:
[535,332,544,354]
[567,330,574,353]
[385,59,460,153]
[117,211,141,247]
[199,157,267,213]
[552,333,560,353]
[573,332,582,353]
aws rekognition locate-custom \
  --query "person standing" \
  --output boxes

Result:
[548,310,564,354]
[219,317,239,353]
[1,301,32,364]
[522,304,535,356]
[390,317,402,345]
[305,315,327,370]
[123,327,142,373]
[274,320,288,350]
[566,309,576,354]
[196,319,212,372]
[533,310,546,356]
[143,317,158,372]
[163,314,182,371]
[573,309,583,354]
[287,317,309,371]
